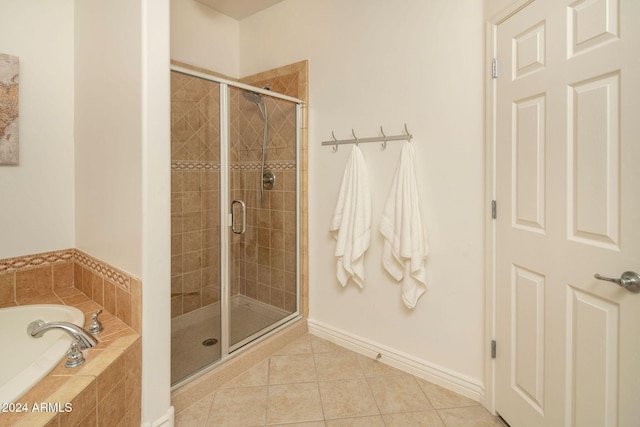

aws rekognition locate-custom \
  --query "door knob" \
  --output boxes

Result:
[594,271,640,293]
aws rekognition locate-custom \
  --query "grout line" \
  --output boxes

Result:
[201,391,217,427]
[264,354,272,426]
[364,376,384,421]
[414,373,436,409]
[309,344,326,424]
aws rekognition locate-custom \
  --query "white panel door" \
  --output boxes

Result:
[494,0,640,426]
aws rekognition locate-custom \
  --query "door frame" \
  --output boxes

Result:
[484,0,536,416]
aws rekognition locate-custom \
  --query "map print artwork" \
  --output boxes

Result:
[0,53,19,165]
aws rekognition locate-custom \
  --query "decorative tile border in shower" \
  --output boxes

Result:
[232,161,296,171]
[0,248,131,290]
[172,160,296,171]
[172,160,220,171]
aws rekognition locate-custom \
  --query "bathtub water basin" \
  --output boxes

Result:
[0,304,84,403]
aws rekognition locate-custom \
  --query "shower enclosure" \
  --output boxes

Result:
[170,65,301,385]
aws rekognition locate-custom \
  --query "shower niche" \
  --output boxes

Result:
[170,65,301,385]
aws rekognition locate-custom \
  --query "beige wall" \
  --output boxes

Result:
[0,0,147,275]
[171,0,240,78]
[484,0,523,19]
[141,0,173,423]
[75,0,143,277]
[241,0,486,389]
[0,0,75,258]
[76,1,171,423]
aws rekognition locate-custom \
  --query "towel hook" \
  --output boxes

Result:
[352,129,359,146]
[331,131,339,152]
[404,124,413,142]
[380,126,387,150]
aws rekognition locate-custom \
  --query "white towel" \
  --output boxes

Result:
[330,145,371,288]
[380,141,428,309]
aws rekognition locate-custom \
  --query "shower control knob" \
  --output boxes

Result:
[263,170,276,190]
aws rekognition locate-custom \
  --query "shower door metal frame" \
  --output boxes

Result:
[170,64,303,378]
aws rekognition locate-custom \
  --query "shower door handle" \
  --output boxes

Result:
[231,199,246,234]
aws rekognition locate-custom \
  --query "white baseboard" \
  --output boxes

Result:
[141,406,175,427]
[307,319,486,405]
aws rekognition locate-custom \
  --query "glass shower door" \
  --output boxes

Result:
[170,71,222,384]
[171,65,301,386]
[227,86,299,350]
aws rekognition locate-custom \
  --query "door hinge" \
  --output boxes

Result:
[492,58,498,78]
[491,340,497,359]
[491,200,497,219]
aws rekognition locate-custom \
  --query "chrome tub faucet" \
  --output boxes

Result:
[27,319,98,367]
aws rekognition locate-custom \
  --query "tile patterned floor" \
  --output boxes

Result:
[175,334,505,427]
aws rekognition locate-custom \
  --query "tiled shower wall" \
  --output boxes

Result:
[171,62,307,318]
[171,72,221,318]
[230,90,298,312]
[241,62,309,316]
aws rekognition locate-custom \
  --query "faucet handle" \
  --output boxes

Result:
[65,341,86,368]
[87,309,104,335]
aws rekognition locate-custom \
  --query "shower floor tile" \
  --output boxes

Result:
[171,295,290,384]
[174,334,507,427]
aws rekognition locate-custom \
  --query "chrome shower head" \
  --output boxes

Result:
[243,90,267,121]
[242,90,263,104]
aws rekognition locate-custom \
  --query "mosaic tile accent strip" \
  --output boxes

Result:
[0,249,74,273]
[171,160,296,171]
[172,160,220,171]
[74,250,131,290]
[232,161,296,171]
[0,249,132,291]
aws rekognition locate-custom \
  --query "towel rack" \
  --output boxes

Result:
[322,124,413,152]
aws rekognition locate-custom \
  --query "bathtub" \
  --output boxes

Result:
[0,304,84,404]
